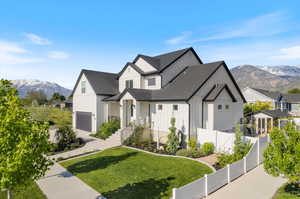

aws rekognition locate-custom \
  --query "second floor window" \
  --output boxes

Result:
[125,80,133,88]
[148,78,156,86]
[81,81,86,94]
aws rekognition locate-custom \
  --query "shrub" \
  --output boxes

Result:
[217,125,252,168]
[188,138,197,151]
[201,142,215,155]
[166,117,180,154]
[97,120,120,139]
[191,150,204,158]
[176,149,191,157]
[55,125,77,151]
[176,149,204,158]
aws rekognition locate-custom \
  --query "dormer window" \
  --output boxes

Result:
[148,78,156,86]
[126,80,133,88]
[81,81,86,94]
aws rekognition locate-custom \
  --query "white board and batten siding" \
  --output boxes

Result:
[150,102,189,137]
[135,57,157,73]
[73,74,108,133]
[119,65,142,92]
[189,65,244,137]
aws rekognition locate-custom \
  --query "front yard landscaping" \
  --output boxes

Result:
[273,183,300,199]
[0,181,46,199]
[61,147,213,199]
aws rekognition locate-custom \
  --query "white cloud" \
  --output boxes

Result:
[48,51,70,59]
[24,33,51,45]
[0,41,43,65]
[166,11,290,45]
[273,46,300,60]
[165,32,192,45]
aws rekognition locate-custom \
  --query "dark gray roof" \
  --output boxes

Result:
[130,47,202,75]
[105,61,226,101]
[72,69,118,96]
[281,93,300,103]
[203,84,236,102]
[255,109,291,118]
[251,88,281,100]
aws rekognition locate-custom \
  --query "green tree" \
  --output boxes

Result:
[243,101,273,115]
[25,90,48,106]
[288,88,300,94]
[50,92,65,103]
[0,80,52,198]
[166,117,180,154]
[264,122,300,186]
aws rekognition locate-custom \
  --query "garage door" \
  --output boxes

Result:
[76,111,92,132]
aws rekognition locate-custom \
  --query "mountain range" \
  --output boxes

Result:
[7,64,300,98]
[230,65,300,92]
[12,79,72,99]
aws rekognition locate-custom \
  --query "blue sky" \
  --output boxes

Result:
[1,0,300,88]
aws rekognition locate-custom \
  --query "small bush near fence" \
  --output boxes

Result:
[176,142,215,158]
[216,125,252,168]
[91,120,120,140]
[201,142,215,155]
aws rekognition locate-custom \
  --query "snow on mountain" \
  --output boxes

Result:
[259,65,300,77]
[11,79,72,98]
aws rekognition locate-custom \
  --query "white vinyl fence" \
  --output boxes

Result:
[172,135,269,199]
[197,128,257,153]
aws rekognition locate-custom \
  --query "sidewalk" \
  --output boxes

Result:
[37,163,102,199]
[207,165,287,199]
[37,131,121,199]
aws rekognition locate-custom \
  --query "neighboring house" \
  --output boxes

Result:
[72,47,245,142]
[243,87,300,113]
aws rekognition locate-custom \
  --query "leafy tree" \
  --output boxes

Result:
[50,92,65,103]
[0,80,52,198]
[264,122,300,186]
[166,117,180,154]
[244,101,273,115]
[25,90,48,106]
[288,88,300,94]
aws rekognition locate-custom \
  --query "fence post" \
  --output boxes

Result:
[257,138,260,165]
[243,157,247,174]
[227,164,230,183]
[205,174,208,197]
[172,188,177,199]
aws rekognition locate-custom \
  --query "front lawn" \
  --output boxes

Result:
[61,147,213,199]
[0,181,46,199]
[273,183,300,199]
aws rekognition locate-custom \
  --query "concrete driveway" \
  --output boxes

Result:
[207,165,287,199]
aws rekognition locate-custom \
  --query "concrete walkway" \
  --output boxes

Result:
[37,130,122,199]
[37,163,102,199]
[207,165,287,199]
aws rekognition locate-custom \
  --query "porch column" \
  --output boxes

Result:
[120,100,126,128]
[255,117,258,135]
[270,117,273,132]
[135,101,141,125]
[264,117,267,134]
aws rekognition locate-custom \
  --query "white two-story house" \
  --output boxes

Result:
[72,47,246,141]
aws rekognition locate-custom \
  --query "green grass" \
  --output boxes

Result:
[61,147,213,199]
[273,183,300,199]
[0,181,46,199]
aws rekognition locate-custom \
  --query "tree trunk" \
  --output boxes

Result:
[7,189,11,199]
